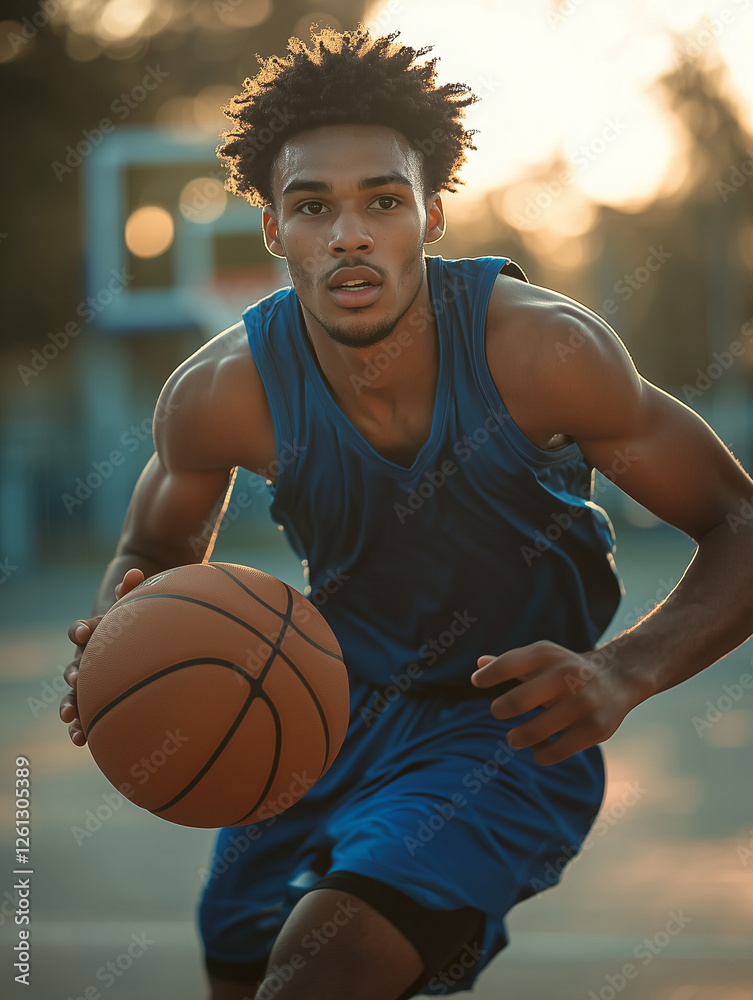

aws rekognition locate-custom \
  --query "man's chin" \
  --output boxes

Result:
[318,316,398,350]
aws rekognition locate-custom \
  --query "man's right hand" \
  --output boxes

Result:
[59,568,145,747]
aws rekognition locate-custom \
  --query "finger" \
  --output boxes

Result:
[68,721,87,747]
[115,567,145,600]
[63,661,79,688]
[531,723,600,767]
[68,619,96,645]
[475,655,496,668]
[59,692,78,722]
[471,641,563,688]
[469,654,497,685]
[489,671,562,720]
[505,699,579,750]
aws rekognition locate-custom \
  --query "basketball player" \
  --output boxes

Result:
[60,28,753,1000]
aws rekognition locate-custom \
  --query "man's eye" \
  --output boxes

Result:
[373,196,399,210]
[300,202,327,215]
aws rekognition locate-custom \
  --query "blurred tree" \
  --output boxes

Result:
[597,54,753,391]
[444,51,753,398]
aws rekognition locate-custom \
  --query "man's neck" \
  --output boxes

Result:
[299,269,439,420]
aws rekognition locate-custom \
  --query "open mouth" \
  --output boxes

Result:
[328,269,383,308]
[334,279,375,290]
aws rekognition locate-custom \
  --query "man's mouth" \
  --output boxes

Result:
[327,267,383,309]
[329,283,382,308]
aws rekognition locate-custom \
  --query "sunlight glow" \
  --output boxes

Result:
[364,0,753,212]
[98,0,153,41]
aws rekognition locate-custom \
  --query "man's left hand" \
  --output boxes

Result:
[470,640,649,765]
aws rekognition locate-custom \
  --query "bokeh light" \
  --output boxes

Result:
[64,31,103,61]
[179,177,227,224]
[220,0,273,30]
[97,0,153,41]
[125,205,175,257]
[52,0,191,55]
[156,85,236,131]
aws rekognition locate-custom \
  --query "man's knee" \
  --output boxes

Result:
[257,888,424,999]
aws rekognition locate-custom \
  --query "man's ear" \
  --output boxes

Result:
[424,193,446,245]
[262,206,285,257]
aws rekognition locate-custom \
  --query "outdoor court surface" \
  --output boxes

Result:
[1,525,752,999]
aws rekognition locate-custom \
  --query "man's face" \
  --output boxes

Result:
[263,124,444,349]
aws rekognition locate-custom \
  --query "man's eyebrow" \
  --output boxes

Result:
[358,173,412,190]
[281,173,413,198]
[281,179,331,197]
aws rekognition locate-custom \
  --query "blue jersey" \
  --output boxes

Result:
[201,255,613,993]
[242,254,622,688]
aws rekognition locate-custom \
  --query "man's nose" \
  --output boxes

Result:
[328,210,374,256]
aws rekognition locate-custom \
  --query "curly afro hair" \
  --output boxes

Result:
[216,26,478,207]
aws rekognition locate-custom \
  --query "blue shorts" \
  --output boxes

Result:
[199,675,605,995]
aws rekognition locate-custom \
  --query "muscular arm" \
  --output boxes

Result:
[92,378,229,611]
[92,407,236,614]
[473,283,753,763]
[91,461,236,616]
[62,320,277,743]
[543,306,753,689]
[92,320,277,612]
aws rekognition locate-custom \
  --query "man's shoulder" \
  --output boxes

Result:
[429,252,600,374]
[484,273,597,365]
[167,318,256,394]
[156,317,276,472]
[481,272,630,450]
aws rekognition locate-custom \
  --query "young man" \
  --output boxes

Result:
[60,27,753,1000]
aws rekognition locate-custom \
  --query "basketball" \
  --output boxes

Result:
[76,562,350,829]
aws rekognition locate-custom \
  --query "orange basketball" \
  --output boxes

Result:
[76,562,350,828]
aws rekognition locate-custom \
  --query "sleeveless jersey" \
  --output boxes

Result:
[242,255,622,690]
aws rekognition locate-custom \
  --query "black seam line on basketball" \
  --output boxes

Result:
[281,581,331,777]
[115,590,333,768]
[229,696,284,826]
[109,583,329,724]
[84,657,254,735]
[208,563,345,663]
[112,590,333,779]
[152,686,275,815]
[251,582,330,784]
[111,593,296,682]
[250,585,329,785]
[112,592,343,669]
[256,581,293,686]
